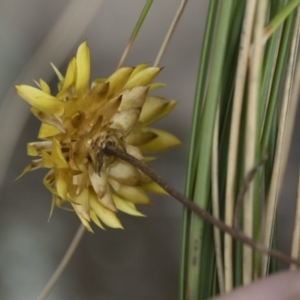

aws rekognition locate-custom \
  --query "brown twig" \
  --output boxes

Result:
[234,151,268,230]
[102,142,300,267]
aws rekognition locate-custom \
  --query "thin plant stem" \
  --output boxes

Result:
[262,6,300,275]
[290,164,300,270]
[37,224,86,300]
[116,0,154,69]
[179,2,218,298]
[153,0,187,67]
[224,0,257,292]
[187,2,234,297]
[211,106,225,294]
[102,142,300,267]
[288,7,300,272]
[282,11,300,170]
[279,3,300,186]
[234,153,268,230]
[264,0,300,41]
[243,0,267,285]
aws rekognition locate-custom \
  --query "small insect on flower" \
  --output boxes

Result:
[15,41,180,231]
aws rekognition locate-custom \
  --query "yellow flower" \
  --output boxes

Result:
[16,41,180,232]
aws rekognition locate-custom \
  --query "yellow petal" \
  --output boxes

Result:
[27,141,52,156]
[43,170,57,195]
[114,185,151,205]
[98,188,117,212]
[48,194,56,221]
[101,95,122,123]
[90,210,105,229]
[143,156,156,162]
[110,108,140,133]
[124,143,144,160]
[113,195,145,217]
[139,97,177,125]
[15,85,64,116]
[16,159,43,180]
[57,57,76,97]
[139,128,181,152]
[31,107,65,133]
[41,150,54,168]
[90,190,123,229]
[88,165,118,211]
[75,41,90,94]
[88,116,103,140]
[71,137,90,167]
[119,86,149,111]
[108,160,139,185]
[72,204,93,232]
[56,169,68,199]
[88,164,107,198]
[52,138,68,168]
[142,181,168,195]
[39,79,51,94]
[78,82,109,113]
[129,63,148,78]
[38,123,61,139]
[124,125,157,146]
[73,188,90,220]
[72,168,88,196]
[91,78,107,88]
[149,82,166,91]
[50,62,64,81]
[107,67,134,97]
[108,178,121,191]
[123,67,161,90]
[27,144,38,156]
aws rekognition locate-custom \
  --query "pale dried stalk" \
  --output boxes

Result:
[211,105,225,294]
[153,0,187,67]
[117,39,134,70]
[37,224,86,300]
[291,164,300,270]
[244,0,267,285]
[224,0,257,292]
[116,0,153,69]
[283,11,300,164]
[262,6,300,276]
[261,27,284,131]
[290,10,300,269]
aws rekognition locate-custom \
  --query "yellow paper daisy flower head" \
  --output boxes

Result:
[16,41,180,231]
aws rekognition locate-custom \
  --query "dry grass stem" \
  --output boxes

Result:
[224,0,257,291]
[262,6,300,276]
[211,106,225,294]
[282,7,300,177]
[244,0,268,285]
[290,164,300,270]
[116,40,134,70]
[153,0,187,67]
[234,153,268,230]
[260,29,283,131]
[37,224,86,300]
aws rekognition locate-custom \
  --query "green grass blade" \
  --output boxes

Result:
[179,1,218,299]
[265,0,300,39]
[261,12,295,151]
[117,0,153,68]
[185,1,234,298]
